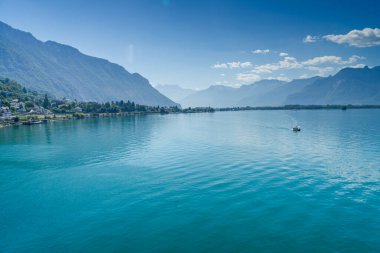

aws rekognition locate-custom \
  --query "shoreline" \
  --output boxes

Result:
[1,105,380,129]
[216,104,380,111]
[0,110,213,129]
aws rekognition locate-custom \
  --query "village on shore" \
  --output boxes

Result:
[0,77,217,128]
[0,98,215,128]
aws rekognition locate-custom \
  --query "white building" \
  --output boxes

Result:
[0,106,12,119]
[10,99,26,112]
[28,106,52,115]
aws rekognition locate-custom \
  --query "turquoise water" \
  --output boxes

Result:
[1,110,379,253]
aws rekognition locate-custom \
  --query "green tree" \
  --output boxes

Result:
[43,94,50,108]
[25,101,34,108]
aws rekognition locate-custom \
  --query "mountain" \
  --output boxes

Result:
[180,85,237,108]
[154,84,196,103]
[238,77,321,106]
[0,21,177,106]
[286,66,380,105]
[180,66,380,108]
[180,80,286,108]
[236,79,288,106]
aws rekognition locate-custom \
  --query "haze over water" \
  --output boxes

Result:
[1,110,380,252]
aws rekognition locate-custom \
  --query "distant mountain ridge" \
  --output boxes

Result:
[176,67,380,108]
[0,21,177,106]
[154,84,196,103]
[286,66,380,105]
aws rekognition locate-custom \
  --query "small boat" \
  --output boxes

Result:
[292,126,301,132]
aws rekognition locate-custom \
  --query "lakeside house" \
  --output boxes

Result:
[0,106,12,119]
[28,106,53,115]
[74,106,83,113]
[10,99,26,112]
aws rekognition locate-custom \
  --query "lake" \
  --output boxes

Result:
[1,110,379,252]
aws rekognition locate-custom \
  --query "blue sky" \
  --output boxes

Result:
[1,0,380,89]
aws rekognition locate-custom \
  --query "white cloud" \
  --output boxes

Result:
[267,76,291,82]
[227,61,253,68]
[306,66,335,76]
[246,54,365,80]
[278,56,303,69]
[303,35,318,43]
[252,49,271,54]
[212,54,361,74]
[348,55,365,63]
[236,73,261,83]
[213,61,252,69]
[302,55,363,65]
[240,62,253,68]
[220,53,366,85]
[227,62,241,68]
[349,63,366,68]
[251,65,275,74]
[323,28,380,47]
[212,63,228,69]
[251,56,301,74]
[303,56,341,65]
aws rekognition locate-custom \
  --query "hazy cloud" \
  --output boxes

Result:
[227,61,252,69]
[251,65,275,74]
[302,55,362,65]
[279,56,303,69]
[236,73,261,83]
[299,74,310,79]
[227,62,241,68]
[240,62,253,68]
[242,54,364,82]
[212,63,228,69]
[267,76,291,82]
[252,49,271,54]
[323,28,380,47]
[303,35,318,43]
[218,52,366,85]
[349,63,366,68]
[250,56,301,74]
[212,61,252,69]
[306,66,335,76]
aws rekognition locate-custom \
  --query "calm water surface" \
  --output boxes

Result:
[1,110,379,252]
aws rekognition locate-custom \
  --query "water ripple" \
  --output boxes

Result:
[1,110,380,252]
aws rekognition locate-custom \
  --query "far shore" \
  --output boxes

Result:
[216,104,380,111]
[1,104,380,129]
